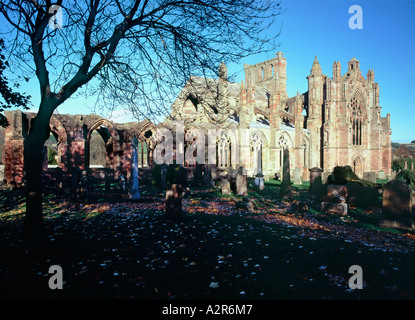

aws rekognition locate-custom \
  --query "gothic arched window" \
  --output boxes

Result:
[217,131,232,168]
[349,96,363,146]
[250,132,264,175]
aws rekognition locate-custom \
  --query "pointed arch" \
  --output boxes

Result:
[278,132,293,169]
[183,126,205,167]
[352,154,363,178]
[86,118,121,171]
[215,128,238,168]
[348,92,367,146]
[136,120,156,168]
[250,130,267,175]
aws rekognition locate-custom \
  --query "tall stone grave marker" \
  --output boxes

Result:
[236,166,248,196]
[380,179,415,230]
[165,163,186,221]
[129,137,140,200]
[279,148,293,200]
[202,164,214,188]
[309,167,323,195]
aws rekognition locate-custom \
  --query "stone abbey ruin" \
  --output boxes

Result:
[0,52,393,189]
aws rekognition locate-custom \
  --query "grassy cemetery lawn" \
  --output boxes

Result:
[1,179,415,300]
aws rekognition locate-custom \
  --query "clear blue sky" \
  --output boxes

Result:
[10,0,415,143]
[235,0,415,143]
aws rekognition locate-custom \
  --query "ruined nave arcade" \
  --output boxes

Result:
[0,110,157,187]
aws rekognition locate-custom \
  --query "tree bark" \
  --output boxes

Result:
[23,101,55,250]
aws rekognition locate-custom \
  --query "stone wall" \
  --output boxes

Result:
[1,110,156,188]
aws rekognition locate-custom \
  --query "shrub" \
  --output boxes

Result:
[326,165,375,187]
[327,165,358,185]
[396,169,415,190]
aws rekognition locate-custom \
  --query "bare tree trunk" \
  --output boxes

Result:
[23,101,54,250]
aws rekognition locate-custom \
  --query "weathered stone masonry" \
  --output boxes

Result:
[167,52,392,181]
[0,52,392,186]
[0,111,156,187]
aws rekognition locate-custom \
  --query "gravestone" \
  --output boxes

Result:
[363,172,377,183]
[293,167,302,185]
[129,138,140,200]
[221,178,231,195]
[202,165,214,188]
[309,167,323,195]
[254,176,265,190]
[236,197,256,212]
[321,185,348,215]
[165,163,186,221]
[236,166,248,196]
[378,170,386,180]
[194,162,202,186]
[279,148,293,200]
[380,179,415,230]
[165,184,184,221]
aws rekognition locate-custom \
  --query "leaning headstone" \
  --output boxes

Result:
[236,166,248,196]
[380,179,415,230]
[129,138,140,200]
[279,148,293,200]
[293,167,302,185]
